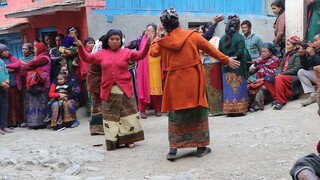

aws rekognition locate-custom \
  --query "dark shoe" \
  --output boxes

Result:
[155,111,162,117]
[271,101,277,107]
[273,103,284,110]
[196,147,212,158]
[140,112,147,119]
[166,148,177,161]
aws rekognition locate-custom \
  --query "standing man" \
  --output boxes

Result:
[241,20,263,61]
[298,32,320,107]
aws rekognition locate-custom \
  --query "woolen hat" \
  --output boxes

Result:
[0,43,8,54]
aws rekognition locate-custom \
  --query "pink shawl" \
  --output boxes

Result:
[136,35,150,104]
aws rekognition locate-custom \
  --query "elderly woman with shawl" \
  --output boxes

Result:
[25,42,51,129]
[264,36,302,110]
[219,15,249,116]
[248,43,281,112]
[19,43,35,127]
[149,8,240,161]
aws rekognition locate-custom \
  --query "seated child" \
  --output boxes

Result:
[59,27,79,67]
[45,72,70,125]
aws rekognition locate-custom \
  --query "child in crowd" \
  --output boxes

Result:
[59,27,79,67]
[47,72,70,125]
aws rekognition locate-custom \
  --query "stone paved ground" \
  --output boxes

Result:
[0,95,320,180]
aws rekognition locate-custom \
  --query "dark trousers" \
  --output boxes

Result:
[0,89,8,128]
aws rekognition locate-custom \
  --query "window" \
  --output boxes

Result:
[0,0,8,7]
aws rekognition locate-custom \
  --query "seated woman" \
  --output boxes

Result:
[264,36,302,110]
[248,43,281,112]
[49,65,80,130]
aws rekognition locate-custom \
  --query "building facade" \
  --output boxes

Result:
[0,0,105,58]
[89,0,279,43]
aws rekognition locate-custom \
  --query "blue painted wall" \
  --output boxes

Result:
[94,0,265,17]
[0,33,22,58]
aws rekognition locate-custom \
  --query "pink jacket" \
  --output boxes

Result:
[78,42,150,102]
[5,54,22,90]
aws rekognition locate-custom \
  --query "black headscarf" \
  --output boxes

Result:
[225,15,240,47]
[102,29,123,49]
[160,8,180,33]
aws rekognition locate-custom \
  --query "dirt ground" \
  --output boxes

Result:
[1,95,320,180]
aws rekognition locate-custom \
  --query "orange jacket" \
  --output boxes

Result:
[149,28,229,112]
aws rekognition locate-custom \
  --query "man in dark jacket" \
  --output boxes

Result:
[298,32,320,107]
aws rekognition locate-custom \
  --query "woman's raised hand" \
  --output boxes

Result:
[147,34,153,45]
[228,57,240,69]
[70,32,82,47]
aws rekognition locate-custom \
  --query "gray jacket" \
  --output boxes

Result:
[244,32,263,60]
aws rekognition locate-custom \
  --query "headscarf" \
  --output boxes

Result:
[0,43,9,54]
[225,15,240,37]
[102,29,123,49]
[34,42,49,56]
[261,42,276,55]
[225,15,240,47]
[288,36,302,45]
[160,8,179,33]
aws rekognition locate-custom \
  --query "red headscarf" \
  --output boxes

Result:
[288,36,302,45]
[34,42,49,56]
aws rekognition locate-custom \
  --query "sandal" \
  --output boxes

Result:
[126,143,135,148]
[196,147,212,158]
[273,103,284,110]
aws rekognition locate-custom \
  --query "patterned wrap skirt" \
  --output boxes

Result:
[168,106,209,148]
[222,72,248,114]
[89,93,104,135]
[204,62,223,116]
[26,89,49,128]
[102,85,144,151]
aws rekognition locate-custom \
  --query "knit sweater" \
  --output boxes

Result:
[78,41,150,101]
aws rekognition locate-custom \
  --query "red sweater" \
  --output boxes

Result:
[78,43,149,101]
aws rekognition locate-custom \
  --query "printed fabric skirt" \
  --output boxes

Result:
[26,89,49,128]
[222,72,248,114]
[102,85,144,151]
[168,107,209,148]
[90,93,104,135]
[204,62,223,116]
